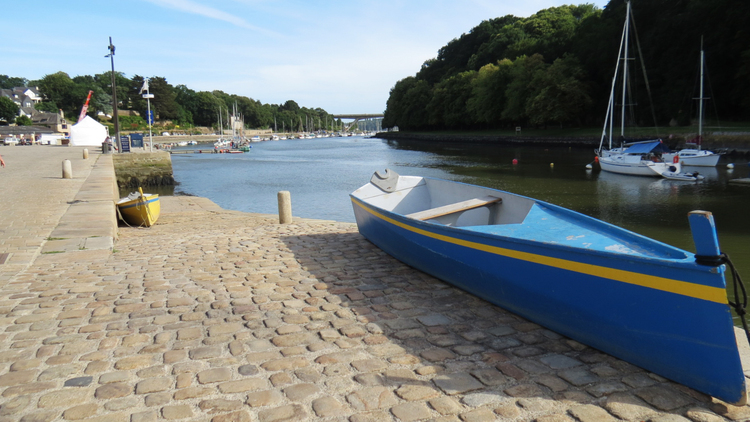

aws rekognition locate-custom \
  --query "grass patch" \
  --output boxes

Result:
[42,251,65,254]
[46,237,66,241]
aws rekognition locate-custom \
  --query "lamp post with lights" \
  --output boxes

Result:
[105,37,121,152]
[140,78,154,152]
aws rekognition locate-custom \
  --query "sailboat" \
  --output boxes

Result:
[663,44,722,167]
[596,2,681,178]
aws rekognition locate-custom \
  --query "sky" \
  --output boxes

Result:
[3,0,608,115]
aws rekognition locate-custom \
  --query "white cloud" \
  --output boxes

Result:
[142,0,279,36]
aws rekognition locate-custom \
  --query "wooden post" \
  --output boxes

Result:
[62,160,72,179]
[83,148,89,159]
[278,191,292,224]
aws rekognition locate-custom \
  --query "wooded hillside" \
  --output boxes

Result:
[382,0,750,131]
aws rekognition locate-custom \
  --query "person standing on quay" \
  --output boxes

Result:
[0,154,4,167]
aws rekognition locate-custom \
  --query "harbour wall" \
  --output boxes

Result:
[112,151,175,189]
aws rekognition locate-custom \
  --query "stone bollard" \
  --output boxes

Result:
[62,159,72,179]
[278,191,292,224]
[83,148,89,159]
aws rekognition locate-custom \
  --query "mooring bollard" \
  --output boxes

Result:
[83,148,89,159]
[278,191,292,224]
[62,159,72,179]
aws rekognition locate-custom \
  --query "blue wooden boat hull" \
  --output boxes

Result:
[351,174,745,404]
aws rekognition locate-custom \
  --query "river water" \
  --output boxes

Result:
[168,135,750,312]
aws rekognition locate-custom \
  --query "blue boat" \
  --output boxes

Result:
[350,170,747,405]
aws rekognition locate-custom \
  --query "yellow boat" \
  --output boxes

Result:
[116,187,160,227]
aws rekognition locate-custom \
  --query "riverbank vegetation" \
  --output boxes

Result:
[0,74,337,134]
[382,0,750,136]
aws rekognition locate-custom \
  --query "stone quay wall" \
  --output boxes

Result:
[112,151,175,189]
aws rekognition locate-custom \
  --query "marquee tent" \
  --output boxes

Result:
[70,116,108,146]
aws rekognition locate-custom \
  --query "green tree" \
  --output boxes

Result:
[34,101,59,113]
[526,55,592,127]
[92,71,130,114]
[37,72,74,110]
[0,75,28,89]
[383,77,432,130]
[428,71,475,129]
[192,91,222,127]
[145,77,179,121]
[467,18,524,71]
[508,6,589,61]
[502,54,547,125]
[466,60,513,127]
[0,97,19,123]
[15,115,33,126]
[280,100,300,113]
[174,84,199,125]
[417,16,514,84]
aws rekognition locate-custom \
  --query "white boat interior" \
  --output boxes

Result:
[353,172,689,260]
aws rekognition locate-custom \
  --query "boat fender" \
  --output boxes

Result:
[673,155,679,164]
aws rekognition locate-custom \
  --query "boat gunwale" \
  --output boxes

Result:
[350,194,729,302]
[117,195,160,209]
[352,175,691,261]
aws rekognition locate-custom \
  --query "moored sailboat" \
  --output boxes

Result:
[596,2,679,177]
[663,44,721,167]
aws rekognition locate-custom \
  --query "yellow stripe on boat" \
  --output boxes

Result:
[352,198,727,305]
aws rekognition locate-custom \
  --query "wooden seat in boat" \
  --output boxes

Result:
[406,196,502,221]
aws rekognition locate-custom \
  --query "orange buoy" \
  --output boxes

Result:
[673,155,679,164]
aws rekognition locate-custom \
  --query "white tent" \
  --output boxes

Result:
[70,116,108,146]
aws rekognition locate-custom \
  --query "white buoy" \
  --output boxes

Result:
[278,191,292,224]
[585,163,593,170]
[727,163,735,169]
[62,159,72,179]
[83,148,89,159]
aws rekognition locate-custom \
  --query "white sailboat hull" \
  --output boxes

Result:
[599,155,680,177]
[663,150,720,167]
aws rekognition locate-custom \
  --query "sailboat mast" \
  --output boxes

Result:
[620,1,631,139]
[599,0,629,152]
[698,44,705,147]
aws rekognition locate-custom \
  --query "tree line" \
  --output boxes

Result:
[382,0,750,132]
[0,72,337,133]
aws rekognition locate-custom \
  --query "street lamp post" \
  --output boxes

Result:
[105,37,121,152]
[141,78,154,152]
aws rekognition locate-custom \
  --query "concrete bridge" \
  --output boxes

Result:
[332,113,383,132]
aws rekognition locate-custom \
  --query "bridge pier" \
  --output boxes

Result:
[332,114,384,133]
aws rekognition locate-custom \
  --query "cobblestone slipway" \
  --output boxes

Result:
[0,145,749,422]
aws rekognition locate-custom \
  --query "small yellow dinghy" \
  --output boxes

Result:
[117,187,160,227]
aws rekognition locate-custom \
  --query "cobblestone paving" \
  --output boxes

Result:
[1,196,749,422]
[0,145,98,284]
